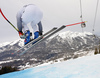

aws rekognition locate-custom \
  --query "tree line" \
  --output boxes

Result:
[0,66,18,75]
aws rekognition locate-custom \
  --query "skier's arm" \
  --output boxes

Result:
[16,12,26,39]
[16,12,23,32]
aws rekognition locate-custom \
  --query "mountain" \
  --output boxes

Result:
[0,39,24,53]
[0,31,99,70]
[0,54,100,78]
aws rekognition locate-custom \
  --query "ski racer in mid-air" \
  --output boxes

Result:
[16,4,43,45]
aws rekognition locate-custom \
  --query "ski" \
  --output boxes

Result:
[12,27,57,55]
[19,25,66,55]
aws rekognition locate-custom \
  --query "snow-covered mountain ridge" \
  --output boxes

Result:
[0,31,93,48]
[0,31,95,48]
[58,31,93,39]
[0,39,24,47]
[0,39,24,53]
[0,42,10,47]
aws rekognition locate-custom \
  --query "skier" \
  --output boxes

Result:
[16,4,43,45]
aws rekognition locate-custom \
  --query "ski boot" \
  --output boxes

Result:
[32,31,39,44]
[24,30,31,45]
[34,31,39,39]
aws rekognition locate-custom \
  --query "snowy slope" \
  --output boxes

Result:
[0,54,100,78]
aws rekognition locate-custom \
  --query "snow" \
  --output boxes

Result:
[58,31,93,39]
[0,59,21,64]
[0,54,100,78]
[9,39,24,47]
[0,42,10,47]
[57,31,93,45]
[0,39,24,48]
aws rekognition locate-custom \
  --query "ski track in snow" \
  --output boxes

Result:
[0,54,100,78]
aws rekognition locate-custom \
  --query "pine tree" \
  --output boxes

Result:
[94,47,98,55]
[99,45,100,54]
[0,66,18,75]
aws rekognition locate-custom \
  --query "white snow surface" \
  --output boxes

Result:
[0,54,100,78]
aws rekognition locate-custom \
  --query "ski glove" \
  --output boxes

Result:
[18,31,26,39]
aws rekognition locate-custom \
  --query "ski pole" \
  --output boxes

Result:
[66,21,86,27]
[0,8,19,32]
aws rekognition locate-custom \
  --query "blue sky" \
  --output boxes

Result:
[0,0,100,43]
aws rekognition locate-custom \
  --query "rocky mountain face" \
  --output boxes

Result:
[0,31,99,70]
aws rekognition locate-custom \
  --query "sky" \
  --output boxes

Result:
[0,54,100,78]
[0,0,100,43]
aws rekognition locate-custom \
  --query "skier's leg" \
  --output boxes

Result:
[22,22,29,33]
[31,21,39,39]
[37,21,43,35]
